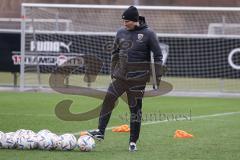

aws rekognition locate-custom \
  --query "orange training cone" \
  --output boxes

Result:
[174,130,193,138]
[80,131,88,136]
[112,124,130,132]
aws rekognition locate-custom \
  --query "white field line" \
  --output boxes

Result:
[72,111,240,135]
[0,113,54,117]
[0,111,239,135]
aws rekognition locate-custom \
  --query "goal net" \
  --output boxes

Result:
[20,4,240,94]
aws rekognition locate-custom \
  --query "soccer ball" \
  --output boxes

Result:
[16,133,38,149]
[37,134,54,150]
[1,132,17,149]
[37,129,59,150]
[15,129,35,136]
[0,131,4,137]
[77,135,95,152]
[37,129,52,135]
[15,129,27,136]
[15,129,38,149]
[0,131,5,148]
[56,134,77,151]
[37,130,58,150]
[47,133,59,149]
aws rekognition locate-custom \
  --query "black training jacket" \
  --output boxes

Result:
[111,17,163,81]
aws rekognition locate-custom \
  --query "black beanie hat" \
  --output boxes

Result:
[122,6,139,22]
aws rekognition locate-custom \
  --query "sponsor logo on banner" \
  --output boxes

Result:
[56,55,68,66]
[30,41,72,52]
[12,54,84,66]
[228,48,240,70]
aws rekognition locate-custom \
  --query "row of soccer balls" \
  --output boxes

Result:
[0,129,95,152]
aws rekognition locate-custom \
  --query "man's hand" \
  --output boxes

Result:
[155,64,168,77]
[154,64,168,89]
[111,74,115,80]
[161,64,168,76]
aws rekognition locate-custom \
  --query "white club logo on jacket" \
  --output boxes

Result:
[137,34,144,41]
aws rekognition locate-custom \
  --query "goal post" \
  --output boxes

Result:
[20,4,240,93]
[20,4,26,91]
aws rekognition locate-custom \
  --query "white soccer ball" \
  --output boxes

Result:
[47,133,59,149]
[15,129,35,136]
[15,129,27,136]
[77,135,95,152]
[56,134,77,151]
[1,132,17,149]
[0,131,5,148]
[15,129,35,140]
[16,134,38,150]
[37,129,52,135]
[0,131,4,137]
[37,134,54,150]
[37,130,57,150]
[14,129,38,150]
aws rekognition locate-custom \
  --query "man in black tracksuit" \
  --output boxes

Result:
[88,6,163,152]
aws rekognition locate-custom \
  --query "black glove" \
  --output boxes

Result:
[154,64,168,89]
[155,64,168,77]
[111,74,115,79]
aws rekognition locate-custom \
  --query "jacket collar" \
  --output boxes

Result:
[129,16,148,31]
